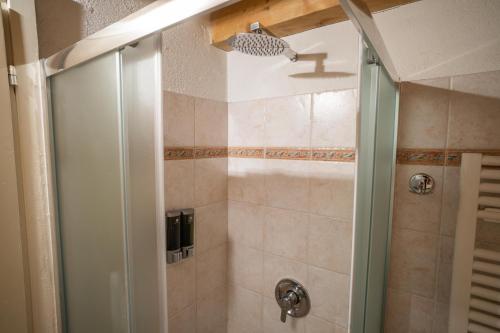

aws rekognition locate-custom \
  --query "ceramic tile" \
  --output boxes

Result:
[436,260,452,304]
[452,70,500,99]
[195,201,227,254]
[195,97,228,147]
[265,94,311,148]
[388,229,438,298]
[168,304,196,333]
[264,159,309,212]
[228,200,265,250]
[311,89,356,148]
[228,100,266,147]
[163,91,195,147]
[227,285,263,333]
[448,91,500,149]
[196,244,227,301]
[440,166,459,236]
[308,266,350,327]
[305,316,347,333]
[308,215,352,274]
[397,82,450,149]
[309,161,355,220]
[439,236,454,264]
[166,257,196,317]
[384,289,434,333]
[196,285,227,333]
[393,165,444,234]
[228,244,264,293]
[194,158,227,206]
[164,160,194,210]
[262,254,308,299]
[263,207,309,262]
[262,296,305,333]
[228,157,266,204]
[432,302,449,333]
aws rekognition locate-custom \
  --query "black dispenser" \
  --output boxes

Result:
[166,210,182,264]
[181,209,195,258]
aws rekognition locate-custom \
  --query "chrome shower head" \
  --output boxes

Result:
[227,22,298,62]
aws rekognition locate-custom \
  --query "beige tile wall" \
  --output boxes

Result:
[227,90,357,333]
[164,91,228,333]
[385,70,500,333]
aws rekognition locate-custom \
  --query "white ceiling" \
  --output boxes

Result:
[373,0,500,81]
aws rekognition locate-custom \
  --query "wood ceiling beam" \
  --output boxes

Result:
[210,0,419,50]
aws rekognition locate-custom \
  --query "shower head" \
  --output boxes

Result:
[227,22,298,62]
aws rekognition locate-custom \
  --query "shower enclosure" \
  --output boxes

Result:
[48,35,166,333]
[42,1,399,332]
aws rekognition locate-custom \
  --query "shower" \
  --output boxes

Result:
[227,21,298,61]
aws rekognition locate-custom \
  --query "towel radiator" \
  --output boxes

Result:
[449,153,500,333]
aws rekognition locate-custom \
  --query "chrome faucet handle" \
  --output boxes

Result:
[279,291,298,323]
[275,279,310,324]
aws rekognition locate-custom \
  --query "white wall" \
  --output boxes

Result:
[227,21,360,102]
[162,17,227,102]
[374,0,500,81]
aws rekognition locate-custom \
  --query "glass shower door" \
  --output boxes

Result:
[51,51,130,333]
[49,35,164,333]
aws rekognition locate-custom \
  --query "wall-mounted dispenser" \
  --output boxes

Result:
[181,209,195,259]
[166,210,182,264]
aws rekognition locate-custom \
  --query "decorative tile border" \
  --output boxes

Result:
[164,147,227,160]
[396,148,500,166]
[165,146,500,165]
[445,149,500,166]
[311,148,356,162]
[266,148,311,160]
[166,146,356,162]
[396,149,446,166]
[164,147,194,160]
[228,147,265,158]
[194,147,228,159]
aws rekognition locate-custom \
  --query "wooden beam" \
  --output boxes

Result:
[210,0,418,50]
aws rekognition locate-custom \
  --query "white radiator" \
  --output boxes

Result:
[449,154,500,333]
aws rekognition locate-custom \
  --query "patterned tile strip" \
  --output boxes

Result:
[194,147,228,159]
[265,148,311,160]
[228,147,265,158]
[445,149,500,166]
[164,147,194,160]
[396,148,500,166]
[311,148,356,162]
[165,147,500,165]
[396,149,446,166]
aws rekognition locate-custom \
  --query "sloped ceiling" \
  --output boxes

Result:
[373,0,500,81]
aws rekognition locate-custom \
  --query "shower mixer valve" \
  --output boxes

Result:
[275,279,310,323]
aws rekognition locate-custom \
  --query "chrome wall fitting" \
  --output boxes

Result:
[409,173,435,195]
[275,279,310,323]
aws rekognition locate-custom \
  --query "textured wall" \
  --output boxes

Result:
[162,17,227,102]
[34,0,155,58]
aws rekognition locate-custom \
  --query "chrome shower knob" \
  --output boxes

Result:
[275,279,310,323]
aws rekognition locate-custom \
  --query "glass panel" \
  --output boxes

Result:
[350,42,399,333]
[50,52,130,333]
[120,35,164,333]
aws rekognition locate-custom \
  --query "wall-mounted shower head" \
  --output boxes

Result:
[227,22,298,62]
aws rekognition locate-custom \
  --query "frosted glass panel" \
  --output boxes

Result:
[50,52,130,333]
[121,35,163,333]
